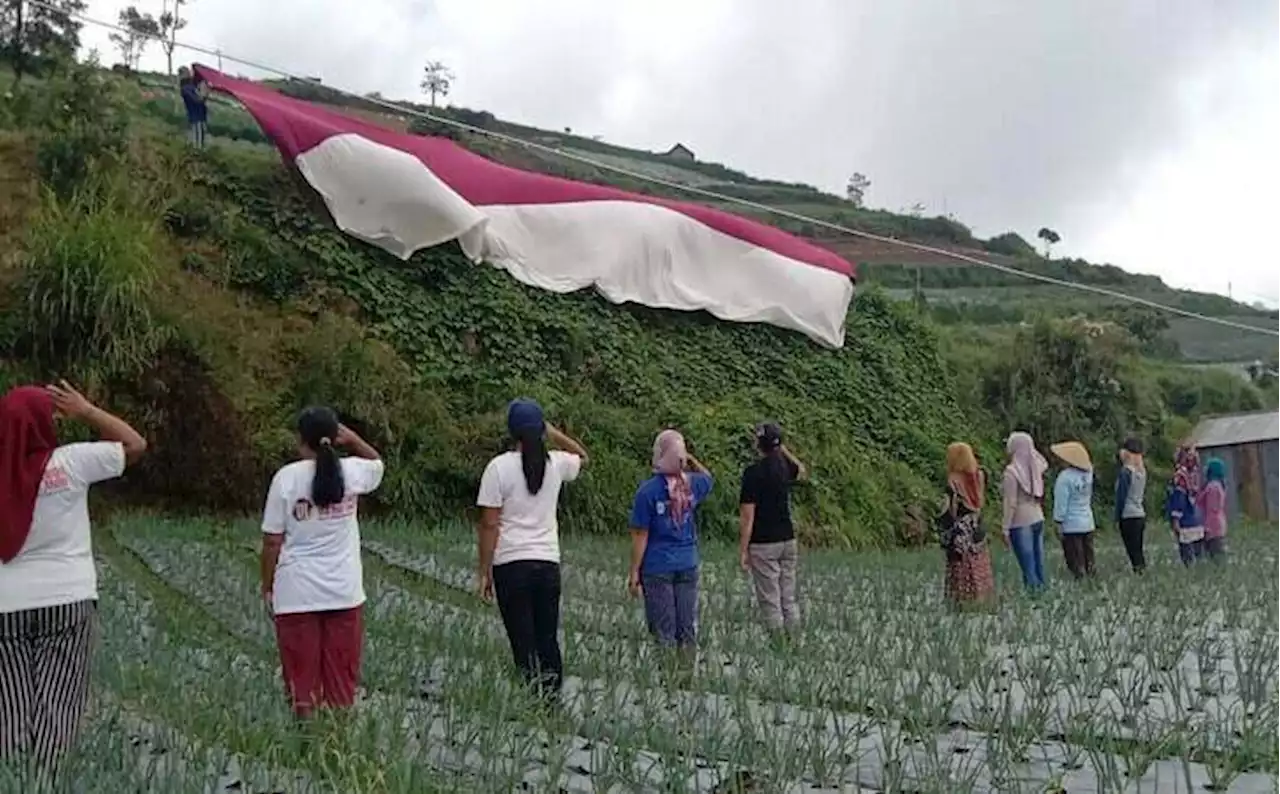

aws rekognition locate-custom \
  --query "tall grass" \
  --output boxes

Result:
[16,172,168,379]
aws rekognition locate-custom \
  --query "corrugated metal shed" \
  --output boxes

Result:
[1191,411,1279,449]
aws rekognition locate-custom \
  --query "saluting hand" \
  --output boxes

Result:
[335,423,357,447]
[46,380,94,420]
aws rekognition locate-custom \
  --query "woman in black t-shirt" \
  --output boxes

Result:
[738,422,807,635]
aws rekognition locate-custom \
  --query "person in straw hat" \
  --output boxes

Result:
[1050,441,1096,578]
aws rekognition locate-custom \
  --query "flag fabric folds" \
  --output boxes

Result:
[194,66,856,347]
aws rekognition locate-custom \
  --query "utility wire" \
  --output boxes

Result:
[34,0,1280,337]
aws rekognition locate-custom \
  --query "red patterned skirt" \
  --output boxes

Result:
[944,546,995,605]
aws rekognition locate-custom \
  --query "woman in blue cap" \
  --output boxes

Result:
[475,399,588,701]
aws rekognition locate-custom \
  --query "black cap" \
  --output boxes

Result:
[1122,437,1144,455]
[755,422,782,450]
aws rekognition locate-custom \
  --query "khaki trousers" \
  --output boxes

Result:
[748,540,800,630]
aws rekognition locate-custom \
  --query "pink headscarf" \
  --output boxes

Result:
[652,429,692,526]
[1006,432,1047,499]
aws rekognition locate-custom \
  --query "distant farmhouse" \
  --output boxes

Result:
[663,143,696,162]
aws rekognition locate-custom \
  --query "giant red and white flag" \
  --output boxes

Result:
[194,67,856,347]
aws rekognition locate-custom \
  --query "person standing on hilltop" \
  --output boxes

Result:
[1050,441,1096,578]
[0,382,146,771]
[178,65,209,148]
[1114,437,1149,573]
[938,443,995,608]
[628,430,713,668]
[1166,445,1207,566]
[738,422,806,637]
[260,407,383,720]
[1000,432,1048,592]
[475,400,588,705]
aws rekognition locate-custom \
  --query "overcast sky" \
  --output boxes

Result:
[82,0,1280,307]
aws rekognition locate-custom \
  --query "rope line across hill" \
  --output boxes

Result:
[31,0,1279,339]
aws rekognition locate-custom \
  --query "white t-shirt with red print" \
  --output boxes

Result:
[262,457,385,615]
[0,442,126,613]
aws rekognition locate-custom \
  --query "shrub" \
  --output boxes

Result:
[10,63,131,197]
[14,174,167,378]
[984,231,1037,258]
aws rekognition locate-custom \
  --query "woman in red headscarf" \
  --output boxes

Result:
[0,381,145,767]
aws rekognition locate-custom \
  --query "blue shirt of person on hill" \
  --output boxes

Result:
[180,77,207,123]
[630,467,713,574]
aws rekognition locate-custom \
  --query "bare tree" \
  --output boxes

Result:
[158,0,188,75]
[107,6,159,70]
[846,172,871,208]
[1036,227,1062,258]
[420,60,454,107]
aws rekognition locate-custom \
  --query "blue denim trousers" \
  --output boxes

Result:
[1008,522,1045,590]
[642,567,699,648]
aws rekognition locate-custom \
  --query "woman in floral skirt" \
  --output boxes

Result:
[938,442,995,607]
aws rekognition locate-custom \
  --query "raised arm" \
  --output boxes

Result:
[546,423,589,464]
[47,380,146,464]
[685,452,710,476]
[780,444,807,481]
[336,423,380,460]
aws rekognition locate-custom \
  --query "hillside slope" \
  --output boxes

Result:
[0,64,1272,545]
[162,72,1279,364]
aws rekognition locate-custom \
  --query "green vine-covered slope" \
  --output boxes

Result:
[0,64,1271,546]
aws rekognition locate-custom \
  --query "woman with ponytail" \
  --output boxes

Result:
[260,407,382,719]
[738,422,806,636]
[475,399,588,702]
[628,429,713,661]
[0,381,145,769]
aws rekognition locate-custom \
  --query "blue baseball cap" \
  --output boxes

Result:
[507,398,545,436]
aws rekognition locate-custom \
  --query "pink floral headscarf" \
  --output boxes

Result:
[652,429,692,526]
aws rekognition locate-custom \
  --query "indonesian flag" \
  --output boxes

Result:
[194,67,856,347]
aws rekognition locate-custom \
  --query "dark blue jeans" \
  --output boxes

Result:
[1008,522,1045,590]
[1178,539,1205,565]
[642,568,699,648]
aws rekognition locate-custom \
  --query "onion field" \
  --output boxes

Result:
[16,517,1277,793]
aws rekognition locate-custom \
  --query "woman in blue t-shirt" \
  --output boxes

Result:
[627,429,712,659]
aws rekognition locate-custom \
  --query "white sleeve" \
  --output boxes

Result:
[556,452,582,484]
[262,470,287,535]
[62,442,126,486]
[344,458,385,496]
[476,459,504,508]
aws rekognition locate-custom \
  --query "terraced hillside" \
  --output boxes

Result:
[164,72,1279,364]
[2,64,1274,541]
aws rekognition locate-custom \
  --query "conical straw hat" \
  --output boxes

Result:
[1050,441,1092,472]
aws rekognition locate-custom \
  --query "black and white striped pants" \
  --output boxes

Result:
[0,600,96,764]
